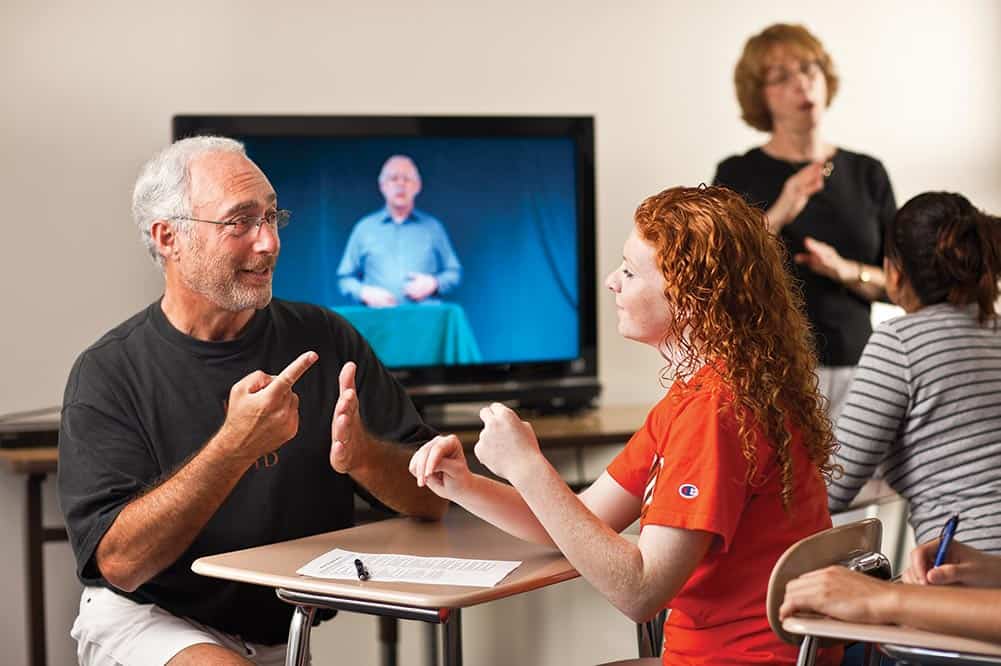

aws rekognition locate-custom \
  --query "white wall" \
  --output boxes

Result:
[2,1,1000,664]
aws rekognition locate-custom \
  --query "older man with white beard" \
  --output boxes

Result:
[58,136,446,666]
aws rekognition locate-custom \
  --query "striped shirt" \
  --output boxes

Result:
[828,303,1001,552]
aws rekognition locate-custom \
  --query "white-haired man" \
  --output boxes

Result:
[58,136,447,665]
[337,155,462,307]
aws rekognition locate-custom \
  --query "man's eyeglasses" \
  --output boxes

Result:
[762,60,822,87]
[171,209,291,238]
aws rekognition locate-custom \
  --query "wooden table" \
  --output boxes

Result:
[0,405,647,666]
[0,446,63,666]
[784,614,1001,664]
[194,508,581,666]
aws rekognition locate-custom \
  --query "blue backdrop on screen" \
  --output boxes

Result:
[244,136,580,367]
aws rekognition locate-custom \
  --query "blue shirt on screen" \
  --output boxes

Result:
[336,208,462,303]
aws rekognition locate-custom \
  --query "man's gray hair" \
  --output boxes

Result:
[132,136,246,267]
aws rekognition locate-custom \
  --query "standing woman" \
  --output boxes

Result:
[714,23,896,418]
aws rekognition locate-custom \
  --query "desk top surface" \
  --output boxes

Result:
[784,614,1001,656]
[452,403,646,447]
[0,447,58,475]
[193,508,578,610]
[0,404,648,476]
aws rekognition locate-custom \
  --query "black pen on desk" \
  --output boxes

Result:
[933,514,960,568]
[354,557,370,581]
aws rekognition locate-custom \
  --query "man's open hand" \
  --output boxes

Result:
[330,361,373,473]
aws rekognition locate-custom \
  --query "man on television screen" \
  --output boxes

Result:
[58,136,446,665]
[337,155,462,307]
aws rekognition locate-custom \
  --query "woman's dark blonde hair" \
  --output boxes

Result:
[734,23,839,132]
[634,185,837,508]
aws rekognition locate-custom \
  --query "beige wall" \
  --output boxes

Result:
[2,1,1000,664]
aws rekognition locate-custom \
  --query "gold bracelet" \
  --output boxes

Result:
[857,262,872,285]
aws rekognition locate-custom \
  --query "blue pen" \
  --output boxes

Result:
[933,514,960,568]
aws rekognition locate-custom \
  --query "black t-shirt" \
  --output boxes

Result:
[58,298,434,644]
[714,147,896,366]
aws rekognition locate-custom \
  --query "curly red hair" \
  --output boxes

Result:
[634,185,837,508]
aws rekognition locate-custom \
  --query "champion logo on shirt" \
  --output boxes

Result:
[678,483,699,499]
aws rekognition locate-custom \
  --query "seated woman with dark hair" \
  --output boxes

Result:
[827,192,1001,551]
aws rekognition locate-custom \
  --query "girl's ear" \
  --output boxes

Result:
[884,258,921,312]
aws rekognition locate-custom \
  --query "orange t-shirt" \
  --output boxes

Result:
[607,367,840,665]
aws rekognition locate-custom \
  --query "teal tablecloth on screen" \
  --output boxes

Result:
[333,302,483,367]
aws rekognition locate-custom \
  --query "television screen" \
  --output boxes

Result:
[173,116,599,411]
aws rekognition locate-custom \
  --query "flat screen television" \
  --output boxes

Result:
[173,115,600,417]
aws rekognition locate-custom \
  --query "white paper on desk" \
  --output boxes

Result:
[296,548,522,587]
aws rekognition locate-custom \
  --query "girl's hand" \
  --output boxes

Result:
[473,403,543,485]
[409,434,472,501]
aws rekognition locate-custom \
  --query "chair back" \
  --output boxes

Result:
[766,518,882,645]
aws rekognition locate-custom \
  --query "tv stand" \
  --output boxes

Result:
[517,400,595,418]
[417,404,484,432]
[416,403,646,448]
[418,399,596,433]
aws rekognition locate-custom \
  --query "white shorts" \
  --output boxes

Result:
[71,586,298,666]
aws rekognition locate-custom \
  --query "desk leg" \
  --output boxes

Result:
[426,623,439,666]
[441,609,462,666]
[636,609,666,657]
[26,473,46,666]
[378,616,398,666]
[795,635,818,666]
[285,605,316,666]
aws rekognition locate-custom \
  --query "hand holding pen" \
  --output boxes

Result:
[900,515,1001,587]
[901,515,960,585]
[932,514,960,568]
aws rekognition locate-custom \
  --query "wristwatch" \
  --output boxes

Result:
[857,262,872,285]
